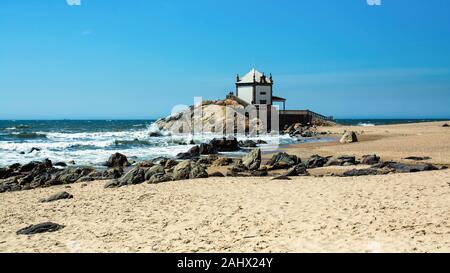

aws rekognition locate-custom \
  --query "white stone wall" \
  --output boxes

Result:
[237,86,253,104]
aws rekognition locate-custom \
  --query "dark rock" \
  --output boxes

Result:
[137,160,155,168]
[149,131,162,137]
[0,177,21,193]
[28,147,41,153]
[68,160,76,165]
[144,165,165,180]
[239,140,257,148]
[306,155,329,169]
[0,167,14,179]
[164,159,178,168]
[267,152,299,169]
[105,153,130,169]
[383,162,439,173]
[361,154,380,165]
[271,175,291,180]
[190,163,208,179]
[226,170,249,177]
[172,160,192,180]
[102,168,123,179]
[337,155,356,165]
[283,163,309,176]
[16,222,64,235]
[340,131,358,144]
[19,159,52,173]
[343,168,381,177]
[443,123,449,127]
[199,143,218,155]
[118,166,146,185]
[104,180,120,188]
[256,140,268,144]
[54,162,67,167]
[251,167,268,177]
[301,130,315,137]
[212,157,233,166]
[229,162,247,173]
[80,183,88,188]
[48,167,95,185]
[404,156,432,161]
[209,171,225,177]
[209,137,239,152]
[176,145,200,159]
[242,149,261,170]
[40,191,73,203]
[148,173,173,184]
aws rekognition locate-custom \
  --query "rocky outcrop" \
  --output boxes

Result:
[117,166,146,186]
[151,98,265,135]
[340,131,358,144]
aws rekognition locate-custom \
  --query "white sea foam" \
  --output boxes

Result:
[0,124,325,167]
[357,122,376,127]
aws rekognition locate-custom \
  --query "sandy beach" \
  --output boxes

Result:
[1,121,450,253]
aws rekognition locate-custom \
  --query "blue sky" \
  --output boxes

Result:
[1,0,449,119]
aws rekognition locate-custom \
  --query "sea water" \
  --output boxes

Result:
[0,120,304,167]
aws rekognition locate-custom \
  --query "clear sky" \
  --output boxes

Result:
[1,0,449,119]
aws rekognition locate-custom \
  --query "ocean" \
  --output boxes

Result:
[0,119,446,168]
[0,120,299,167]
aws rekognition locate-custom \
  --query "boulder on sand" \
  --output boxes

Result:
[209,137,239,152]
[117,166,146,186]
[283,163,309,177]
[267,152,299,169]
[361,154,380,165]
[172,160,208,180]
[39,191,73,203]
[242,148,261,170]
[340,131,358,144]
[16,222,65,235]
[199,143,218,155]
[306,155,329,169]
[105,153,130,169]
[144,165,165,180]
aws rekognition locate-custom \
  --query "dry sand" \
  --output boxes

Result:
[1,121,450,253]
